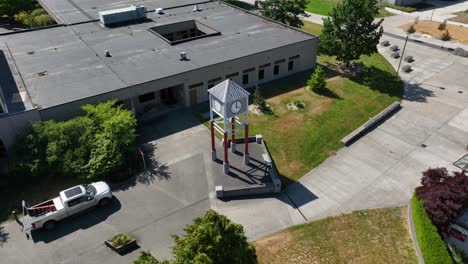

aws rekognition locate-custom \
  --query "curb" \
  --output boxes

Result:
[408,201,425,264]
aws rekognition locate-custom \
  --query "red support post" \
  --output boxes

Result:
[244,124,249,155]
[210,120,215,152]
[223,132,228,164]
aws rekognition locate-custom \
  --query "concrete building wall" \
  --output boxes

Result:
[39,37,318,121]
[0,109,41,151]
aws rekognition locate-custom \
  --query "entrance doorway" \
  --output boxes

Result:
[160,85,179,105]
[0,139,6,157]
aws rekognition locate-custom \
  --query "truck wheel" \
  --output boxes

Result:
[44,220,57,231]
[98,198,111,207]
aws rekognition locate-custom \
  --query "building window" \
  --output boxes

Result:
[258,69,264,80]
[288,60,294,71]
[189,82,203,89]
[274,65,279,75]
[274,59,286,64]
[0,139,5,157]
[259,63,271,69]
[243,67,255,73]
[226,72,238,79]
[289,55,300,60]
[242,74,249,85]
[139,92,155,103]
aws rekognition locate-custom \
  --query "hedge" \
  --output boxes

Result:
[411,194,453,264]
[379,2,416,13]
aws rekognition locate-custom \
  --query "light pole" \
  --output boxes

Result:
[396,33,409,76]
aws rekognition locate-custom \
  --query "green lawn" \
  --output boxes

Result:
[194,22,403,183]
[306,0,394,17]
[301,20,323,35]
[255,207,418,264]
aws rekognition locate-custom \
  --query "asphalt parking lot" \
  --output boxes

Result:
[0,110,213,264]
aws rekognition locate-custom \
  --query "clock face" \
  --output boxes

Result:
[230,100,242,114]
[213,99,222,112]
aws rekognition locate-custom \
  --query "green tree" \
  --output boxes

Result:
[14,8,54,28]
[252,86,267,110]
[15,100,137,180]
[134,251,170,264]
[0,0,36,16]
[406,24,416,34]
[320,0,383,66]
[260,0,307,28]
[134,211,257,264]
[308,65,327,93]
[173,210,257,264]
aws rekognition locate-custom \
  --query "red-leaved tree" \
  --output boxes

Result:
[416,168,468,231]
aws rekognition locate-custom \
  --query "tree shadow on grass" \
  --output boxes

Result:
[313,87,341,99]
[0,226,9,247]
[351,65,405,99]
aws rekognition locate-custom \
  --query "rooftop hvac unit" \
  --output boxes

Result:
[99,5,147,26]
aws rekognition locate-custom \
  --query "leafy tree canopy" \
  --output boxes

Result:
[134,210,257,264]
[15,100,137,180]
[416,167,468,231]
[320,0,383,66]
[260,0,308,28]
[0,0,37,16]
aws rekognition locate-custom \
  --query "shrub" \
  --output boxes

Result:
[253,86,267,111]
[378,2,416,13]
[109,233,133,247]
[14,8,54,28]
[308,65,327,93]
[412,194,452,264]
[438,20,447,30]
[14,100,137,181]
[441,30,451,41]
[407,24,416,34]
[416,168,468,231]
[292,99,305,109]
[134,251,170,264]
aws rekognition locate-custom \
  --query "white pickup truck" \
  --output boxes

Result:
[22,182,113,231]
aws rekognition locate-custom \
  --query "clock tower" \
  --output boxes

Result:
[208,79,250,174]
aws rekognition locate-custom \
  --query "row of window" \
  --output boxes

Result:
[138,55,301,103]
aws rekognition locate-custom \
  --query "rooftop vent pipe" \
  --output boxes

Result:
[193,4,202,11]
[105,50,112,57]
[156,8,164,14]
[180,52,187,61]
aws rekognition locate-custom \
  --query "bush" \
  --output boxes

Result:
[441,30,451,41]
[14,100,137,181]
[412,194,452,264]
[308,65,327,93]
[292,99,305,109]
[378,2,416,13]
[14,8,54,28]
[109,233,133,247]
[407,24,416,34]
[438,21,447,30]
[134,251,169,264]
[253,86,267,111]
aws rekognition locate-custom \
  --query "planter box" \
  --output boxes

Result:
[105,239,137,254]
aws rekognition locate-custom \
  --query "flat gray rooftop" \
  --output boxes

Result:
[1,1,316,110]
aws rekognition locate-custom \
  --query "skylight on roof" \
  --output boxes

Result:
[148,20,220,45]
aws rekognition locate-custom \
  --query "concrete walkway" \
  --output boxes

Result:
[217,14,468,240]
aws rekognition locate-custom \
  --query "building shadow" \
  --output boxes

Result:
[137,108,201,143]
[0,50,26,112]
[31,197,121,244]
[0,226,9,247]
[402,82,435,103]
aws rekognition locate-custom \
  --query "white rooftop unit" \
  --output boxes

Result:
[99,5,147,26]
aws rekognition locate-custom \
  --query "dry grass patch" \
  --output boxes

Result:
[400,20,468,44]
[255,207,418,264]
